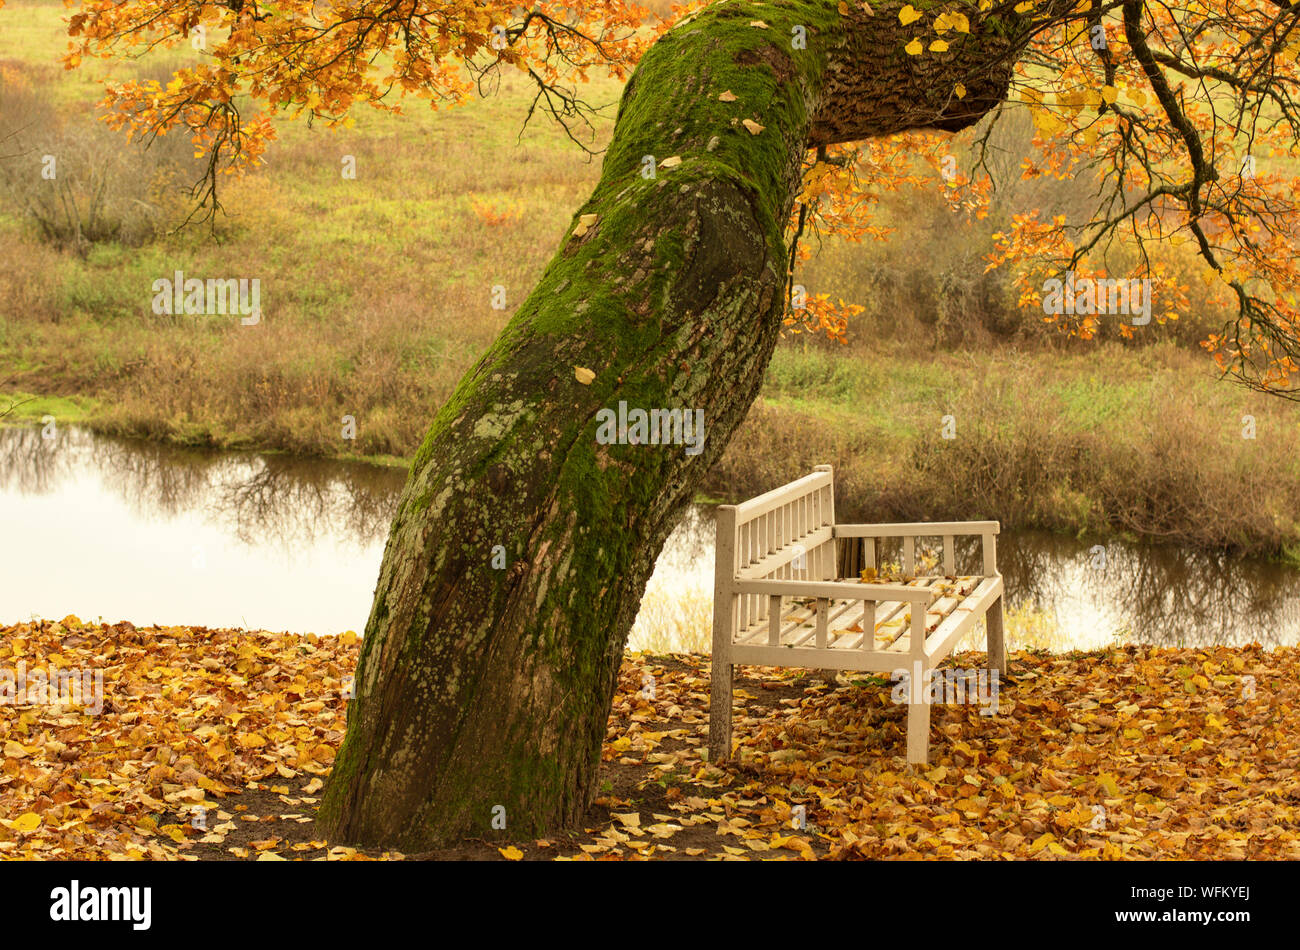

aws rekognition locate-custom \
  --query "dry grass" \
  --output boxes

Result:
[0,23,614,455]
[710,343,1300,557]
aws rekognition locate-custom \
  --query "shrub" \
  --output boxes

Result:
[0,60,202,253]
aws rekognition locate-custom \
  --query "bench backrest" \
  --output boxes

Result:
[713,465,836,636]
[833,521,1000,578]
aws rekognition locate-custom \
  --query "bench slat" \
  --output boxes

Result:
[736,525,833,580]
[779,597,897,643]
[924,575,1004,663]
[730,644,921,671]
[733,578,932,603]
[833,521,1000,537]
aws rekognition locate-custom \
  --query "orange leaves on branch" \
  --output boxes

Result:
[988,210,1192,341]
[37,0,1300,391]
[59,0,655,192]
[996,7,1300,391]
[653,1,715,39]
[783,293,863,345]
[784,134,991,344]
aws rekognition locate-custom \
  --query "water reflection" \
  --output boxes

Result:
[0,426,404,633]
[2,425,1297,650]
[633,509,1300,653]
[994,533,1300,650]
[1,426,402,549]
[629,506,714,654]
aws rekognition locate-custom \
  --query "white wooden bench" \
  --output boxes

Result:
[709,465,1006,765]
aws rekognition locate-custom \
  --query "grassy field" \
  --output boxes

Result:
[2,0,1300,557]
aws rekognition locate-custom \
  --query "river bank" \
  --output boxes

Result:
[7,339,1300,559]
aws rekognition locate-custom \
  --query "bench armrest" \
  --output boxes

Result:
[730,578,932,604]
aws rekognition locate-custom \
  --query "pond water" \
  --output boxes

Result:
[2,425,1298,652]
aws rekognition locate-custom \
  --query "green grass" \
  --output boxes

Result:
[1,390,100,425]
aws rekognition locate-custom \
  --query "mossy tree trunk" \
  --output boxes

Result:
[318,0,1031,850]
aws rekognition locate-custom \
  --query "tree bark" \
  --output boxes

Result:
[319,0,1025,850]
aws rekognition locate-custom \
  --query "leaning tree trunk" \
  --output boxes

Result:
[319,0,1025,849]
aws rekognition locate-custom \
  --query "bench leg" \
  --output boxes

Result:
[709,660,733,762]
[906,666,931,765]
[906,688,931,765]
[987,595,1007,676]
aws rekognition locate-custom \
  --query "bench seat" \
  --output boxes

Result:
[730,573,1003,670]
